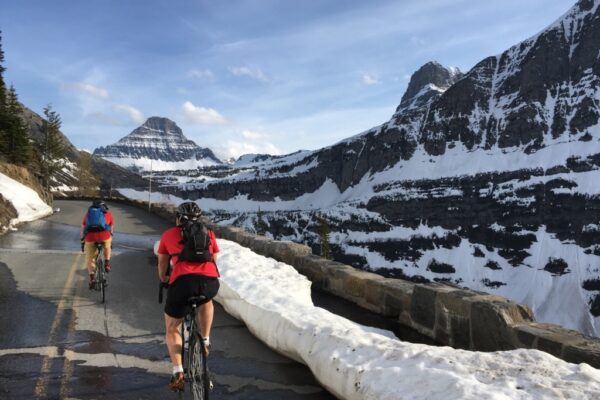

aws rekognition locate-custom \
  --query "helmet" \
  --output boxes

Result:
[92,199,108,210]
[176,202,201,221]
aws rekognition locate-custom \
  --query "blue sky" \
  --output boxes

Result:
[1,0,575,160]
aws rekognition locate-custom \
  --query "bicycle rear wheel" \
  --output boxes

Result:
[188,332,209,400]
[96,256,105,303]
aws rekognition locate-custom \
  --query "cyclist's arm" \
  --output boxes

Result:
[158,253,169,282]
[80,215,86,239]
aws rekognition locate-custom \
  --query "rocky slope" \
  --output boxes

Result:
[94,117,221,172]
[125,0,600,337]
[20,104,148,194]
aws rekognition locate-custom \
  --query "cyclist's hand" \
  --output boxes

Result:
[80,239,85,252]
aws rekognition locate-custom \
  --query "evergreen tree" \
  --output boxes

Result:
[4,85,32,165]
[38,104,65,191]
[0,30,8,156]
[255,207,269,236]
[318,214,331,259]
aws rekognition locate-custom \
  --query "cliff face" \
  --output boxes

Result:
[132,1,600,337]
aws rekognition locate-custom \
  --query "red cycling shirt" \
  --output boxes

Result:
[82,211,114,242]
[157,226,220,284]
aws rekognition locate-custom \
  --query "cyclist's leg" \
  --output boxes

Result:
[164,314,184,367]
[195,277,219,348]
[84,242,98,285]
[198,301,214,340]
[164,278,188,389]
[103,237,112,271]
[164,314,185,391]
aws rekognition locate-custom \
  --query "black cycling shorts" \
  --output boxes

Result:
[164,275,220,319]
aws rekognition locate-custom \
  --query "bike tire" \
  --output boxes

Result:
[101,275,105,303]
[188,331,208,400]
[202,341,211,399]
[96,255,105,303]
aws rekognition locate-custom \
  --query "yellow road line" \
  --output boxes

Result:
[34,253,81,398]
[58,258,85,399]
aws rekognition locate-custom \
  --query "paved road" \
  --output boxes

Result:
[0,200,336,400]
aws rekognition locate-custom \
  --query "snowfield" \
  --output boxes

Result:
[0,172,53,229]
[214,239,600,400]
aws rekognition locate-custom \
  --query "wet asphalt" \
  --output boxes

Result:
[0,200,337,400]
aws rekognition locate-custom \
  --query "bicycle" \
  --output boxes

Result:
[93,242,107,303]
[159,283,213,400]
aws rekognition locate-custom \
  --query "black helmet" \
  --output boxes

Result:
[92,199,108,210]
[176,202,201,221]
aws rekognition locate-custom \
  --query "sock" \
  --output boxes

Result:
[172,365,183,375]
[202,336,210,346]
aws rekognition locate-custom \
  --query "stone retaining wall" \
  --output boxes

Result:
[69,196,600,368]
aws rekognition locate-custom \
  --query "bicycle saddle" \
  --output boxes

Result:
[187,295,207,306]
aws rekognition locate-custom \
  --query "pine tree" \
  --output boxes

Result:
[255,207,269,236]
[318,214,331,259]
[38,104,65,191]
[0,30,8,156]
[5,85,32,165]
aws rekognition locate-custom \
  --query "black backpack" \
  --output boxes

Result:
[177,221,213,263]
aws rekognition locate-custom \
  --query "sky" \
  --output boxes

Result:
[0,0,576,161]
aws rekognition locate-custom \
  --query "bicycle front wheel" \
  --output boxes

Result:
[188,332,209,400]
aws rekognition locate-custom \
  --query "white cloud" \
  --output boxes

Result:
[213,139,283,160]
[228,66,269,82]
[182,101,227,125]
[63,82,109,98]
[241,129,271,140]
[189,68,215,80]
[112,104,145,124]
[362,73,380,85]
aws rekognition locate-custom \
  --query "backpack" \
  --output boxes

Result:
[177,221,213,263]
[85,207,109,233]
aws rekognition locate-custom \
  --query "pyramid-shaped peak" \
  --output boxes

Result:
[139,116,183,136]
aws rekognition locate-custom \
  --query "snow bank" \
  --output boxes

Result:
[0,172,53,228]
[216,239,600,400]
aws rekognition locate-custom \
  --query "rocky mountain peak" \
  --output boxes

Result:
[397,61,463,112]
[93,116,221,172]
[136,116,183,137]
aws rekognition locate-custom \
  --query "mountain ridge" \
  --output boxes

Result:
[94,116,222,172]
[132,0,600,337]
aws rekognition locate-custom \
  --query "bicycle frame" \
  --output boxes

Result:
[159,284,211,400]
[94,242,107,303]
[182,300,211,400]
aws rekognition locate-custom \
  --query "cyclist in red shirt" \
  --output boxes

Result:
[80,200,114,289]
[157,201,220,391]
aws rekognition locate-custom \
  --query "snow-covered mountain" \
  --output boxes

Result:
[124,0,600,337]
[94,117,222,172]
